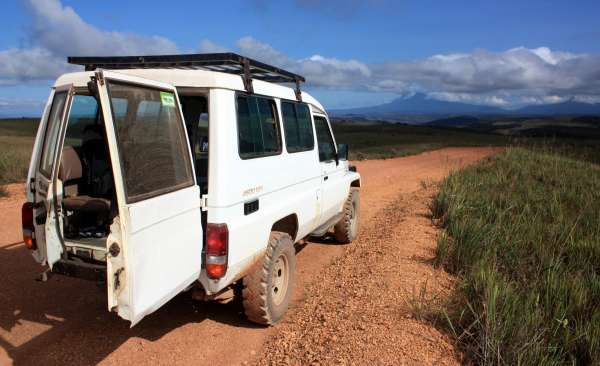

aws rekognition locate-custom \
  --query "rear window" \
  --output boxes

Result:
[281,101,314,153]
[107,82,194,203]
[39,91,68,177]
[236,94,281,159]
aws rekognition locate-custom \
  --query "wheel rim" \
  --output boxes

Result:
[271,254,289,306]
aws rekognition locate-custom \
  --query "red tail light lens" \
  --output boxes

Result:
[206,223,228,279]
[21,202,37,250]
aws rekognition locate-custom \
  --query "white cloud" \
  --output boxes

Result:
[199,39,229,53]
[25,0,179,56]
[0,0,180,84]
[236,36,371,87]
[371,47,600,105]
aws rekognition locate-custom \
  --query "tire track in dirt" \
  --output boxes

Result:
[0,147,500,366]
[258,185,460,365]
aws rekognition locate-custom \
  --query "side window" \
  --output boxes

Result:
[39,91,68,177]
[107,82,194,203]
[281,101,314,153]
[63,95,99,148]
[236,94,281,159]
[313,116,336,162]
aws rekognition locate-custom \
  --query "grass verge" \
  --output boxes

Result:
[432,148,600,364]
[332,121,509,160]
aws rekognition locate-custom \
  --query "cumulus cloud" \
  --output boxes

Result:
[371,47,600,105]
[236,36,371,87]
[0,0,180,84]
[199,39,229,53]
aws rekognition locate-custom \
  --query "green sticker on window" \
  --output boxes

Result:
[160,91,175,107]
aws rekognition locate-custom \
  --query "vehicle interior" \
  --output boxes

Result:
[57,90,209,263]
[58,93,115,261]
[179,93,209,195]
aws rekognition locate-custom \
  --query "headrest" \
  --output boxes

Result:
[59,146,82,181]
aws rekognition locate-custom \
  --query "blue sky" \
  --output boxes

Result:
[1,0,600,115]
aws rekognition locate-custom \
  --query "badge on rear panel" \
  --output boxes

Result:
[160,91,175,107]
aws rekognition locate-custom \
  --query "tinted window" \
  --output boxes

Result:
[314,116,336,162]
[281,101,314,153]
[236,94,281,159]
[39,91,68,177]
[107,82,194,203]
[63,95,99,148]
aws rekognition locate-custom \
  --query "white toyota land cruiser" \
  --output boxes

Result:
[21,53,361,326]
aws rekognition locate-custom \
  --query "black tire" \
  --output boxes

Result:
[242,231,295,325]
[334,188,360,243]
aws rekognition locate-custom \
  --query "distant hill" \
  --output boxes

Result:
[331,93,505,118]
[331,93,600,119]
[515,100,600,115]
[425,115,481,127]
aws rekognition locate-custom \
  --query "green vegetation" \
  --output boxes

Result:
[432,148,600,364]
[332,121,509,160]
[0,118,39,196]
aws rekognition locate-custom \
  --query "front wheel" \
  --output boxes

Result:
[242,231,295,325]
[334,188,360,243]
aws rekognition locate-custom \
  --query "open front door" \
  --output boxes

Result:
[95,70,203,325]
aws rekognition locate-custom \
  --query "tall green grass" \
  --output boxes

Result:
[432,148,600,364]
[0,119,38,196]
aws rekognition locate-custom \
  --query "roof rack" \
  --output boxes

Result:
[68,52,305,101]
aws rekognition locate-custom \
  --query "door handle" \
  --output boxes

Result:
[324,176,329,181]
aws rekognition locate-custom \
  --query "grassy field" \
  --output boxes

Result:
[431,147,600,364]
[331,121,509,160]
[0,118,39,195]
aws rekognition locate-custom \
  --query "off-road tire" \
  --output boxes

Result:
[334,188,360,243]
[242,231,295,325]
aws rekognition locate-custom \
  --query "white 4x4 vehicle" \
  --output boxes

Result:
[22,53,361,326]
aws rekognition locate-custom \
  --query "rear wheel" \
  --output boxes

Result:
[242,231,295,325]
[334,188,360,243]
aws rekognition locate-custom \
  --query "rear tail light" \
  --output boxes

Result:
[21,202,37,250]
[206,223,228,279]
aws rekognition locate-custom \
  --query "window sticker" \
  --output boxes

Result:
[160,91,175,107]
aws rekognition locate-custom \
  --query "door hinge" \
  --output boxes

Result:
[95,71,105,86]
[200,195,209,211]
[29,178,36,194]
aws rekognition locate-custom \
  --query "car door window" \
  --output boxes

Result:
[281,101,314,153]
[313,116,336,162]
[236,94,281,159]
[39,91,68,177]
[107,81,194,203]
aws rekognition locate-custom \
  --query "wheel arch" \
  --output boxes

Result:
[271,214,299,242]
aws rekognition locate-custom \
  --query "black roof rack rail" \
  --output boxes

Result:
[68,52,305,101]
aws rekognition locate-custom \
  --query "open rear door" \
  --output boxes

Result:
[31,85,73,267]
[95,70,203,325]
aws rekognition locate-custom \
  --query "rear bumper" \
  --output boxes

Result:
[52,259,106,282]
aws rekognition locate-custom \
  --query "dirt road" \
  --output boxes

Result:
[0,147,499,365]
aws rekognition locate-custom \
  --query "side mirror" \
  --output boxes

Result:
[337,144,348,161]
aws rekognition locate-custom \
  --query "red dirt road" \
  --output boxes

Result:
[0,147,499,365]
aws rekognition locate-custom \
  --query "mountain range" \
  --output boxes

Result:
[331,93,600,119]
